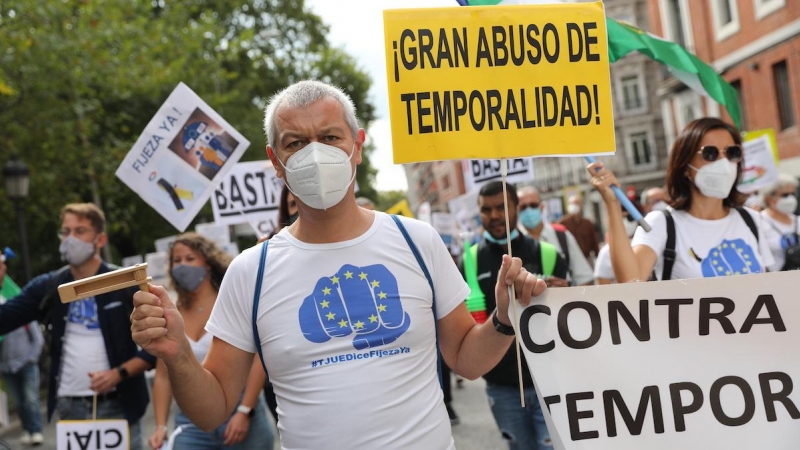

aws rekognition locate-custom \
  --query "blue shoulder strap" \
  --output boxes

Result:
[252,241,269,375]
[390,214,442,388]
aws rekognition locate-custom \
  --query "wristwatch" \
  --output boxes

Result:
[237,405,255,418]
[116,365,130,380]
[492,312,516,336]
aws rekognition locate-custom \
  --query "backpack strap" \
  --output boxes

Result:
[539,241,558,278]
[252,241,270,375]
[555,229,570,268]
[390,214,442,389]
[661,210,677,281]
[735,207,759,242]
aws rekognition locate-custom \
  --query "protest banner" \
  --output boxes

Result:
[462,158,534,192]
[57,419,129,450]
[447,189,481,238]
[116,82,249,232]
[512,271,800,450]
[211,161,283,236]
[738,129,779,194]
[386,199,414,218]
[431,212,457,246]
[384,1,615,163]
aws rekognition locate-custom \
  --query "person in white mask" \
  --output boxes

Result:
[130,80,545,450]
[760,174,800,271]
[587,117,773,282]
[639,186,669,214]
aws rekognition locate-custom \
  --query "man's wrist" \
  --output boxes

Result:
[116,365,130,381]
[492,311,515,336]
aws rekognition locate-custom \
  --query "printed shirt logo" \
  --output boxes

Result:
[299,264,411,350]
[67,297,100,329]
[693,238,763,277]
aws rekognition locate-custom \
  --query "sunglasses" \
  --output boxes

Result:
[519,202,540,210]
[697,145,743,163]
[778,192,795,198]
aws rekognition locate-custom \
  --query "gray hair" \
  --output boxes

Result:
[517,186,540,197]
[263,80,360,149]
[761,173,799,199]
[640,187,666,206]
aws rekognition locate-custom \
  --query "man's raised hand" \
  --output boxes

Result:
[130,284,186,362]
[494,255,547,325]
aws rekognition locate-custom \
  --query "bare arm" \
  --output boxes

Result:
[588,162,657,282]
[131,285,253,432]
[439,255,545,380]
[148,359,172,449]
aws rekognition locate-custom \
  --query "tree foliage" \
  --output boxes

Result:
[0,1,376,282]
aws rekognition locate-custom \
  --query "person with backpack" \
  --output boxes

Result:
[760,174,800,272]
[130,80,545,450]
[517,186,594,286]
[467,181,567,450]
[588,117,773,282]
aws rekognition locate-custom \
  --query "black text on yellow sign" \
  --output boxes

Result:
[384,2,615,164]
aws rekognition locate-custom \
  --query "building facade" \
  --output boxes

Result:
[649,0,800,166]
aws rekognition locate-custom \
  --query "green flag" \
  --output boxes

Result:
[456,0,742,129]
[606,18,741,129]
[1,275,21,302]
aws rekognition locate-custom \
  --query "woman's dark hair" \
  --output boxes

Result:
[665,117,745,211]
[277,184,296,227]
[168,232,231,308]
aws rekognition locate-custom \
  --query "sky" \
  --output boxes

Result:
[305,0,455,192]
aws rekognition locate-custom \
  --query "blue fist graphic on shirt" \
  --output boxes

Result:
[700,238,762,277]
[299,264,411,350]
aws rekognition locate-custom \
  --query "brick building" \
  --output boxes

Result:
[649,0,799,167]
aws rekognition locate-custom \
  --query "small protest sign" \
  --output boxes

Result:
[386,199,415,218]
[384,2,615,163]
[116,83,249,231]
[57,419,129,450]
[211,161,282,236]
[738,129,779,194]
[512,271,800,450]
[462,158,534,192]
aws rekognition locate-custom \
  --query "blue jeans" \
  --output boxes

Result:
[485,383,553,450]
[2,362,43,433]
[173,393,274,450]
[56,395,143,450]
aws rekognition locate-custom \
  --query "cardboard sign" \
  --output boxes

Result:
[462,158,534,192]
[384,1,615,163]
[513,271,800,450]
[116,83,249,231]
[57,419,129,450]
[386,199,415,218]
[211,161,283,233]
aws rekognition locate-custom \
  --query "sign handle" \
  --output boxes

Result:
[500,158,526,408]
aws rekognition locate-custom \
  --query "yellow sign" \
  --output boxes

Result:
[384,1,615,164]
[385,199,414,218]
[743,128,779,164]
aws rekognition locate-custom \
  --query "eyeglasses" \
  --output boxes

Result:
[697,145,743,163]
[519,202,540,210]
[778,192,795,198]
[57,227,94,239]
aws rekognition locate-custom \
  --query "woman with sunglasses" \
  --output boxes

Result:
[760,174,800,271]
[587,117,773,282]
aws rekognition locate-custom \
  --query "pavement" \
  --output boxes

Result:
[0,377,506,449]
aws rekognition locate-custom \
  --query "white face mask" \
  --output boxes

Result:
[688,159,738,199]
[623,218,639,237]
[278,142,357,210]
[567,204,581,215]
[59,235,97,266]
[775,195,798,215]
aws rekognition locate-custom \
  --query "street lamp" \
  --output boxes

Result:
[3,155,31,282]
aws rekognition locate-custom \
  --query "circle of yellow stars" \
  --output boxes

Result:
[318,270,389,329]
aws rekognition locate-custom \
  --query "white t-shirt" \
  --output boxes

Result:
[632,207,774,280]
[188,332,213,364]
[760,211,800,272]
[58,297,111,397]
[593,244,615,282]
[207,212,469,450]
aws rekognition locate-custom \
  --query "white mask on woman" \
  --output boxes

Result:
[688,159,738,199]
[775,195,798,216]
[278,142,357,210]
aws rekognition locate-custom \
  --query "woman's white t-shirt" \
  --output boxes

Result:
[632,207,774,280]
